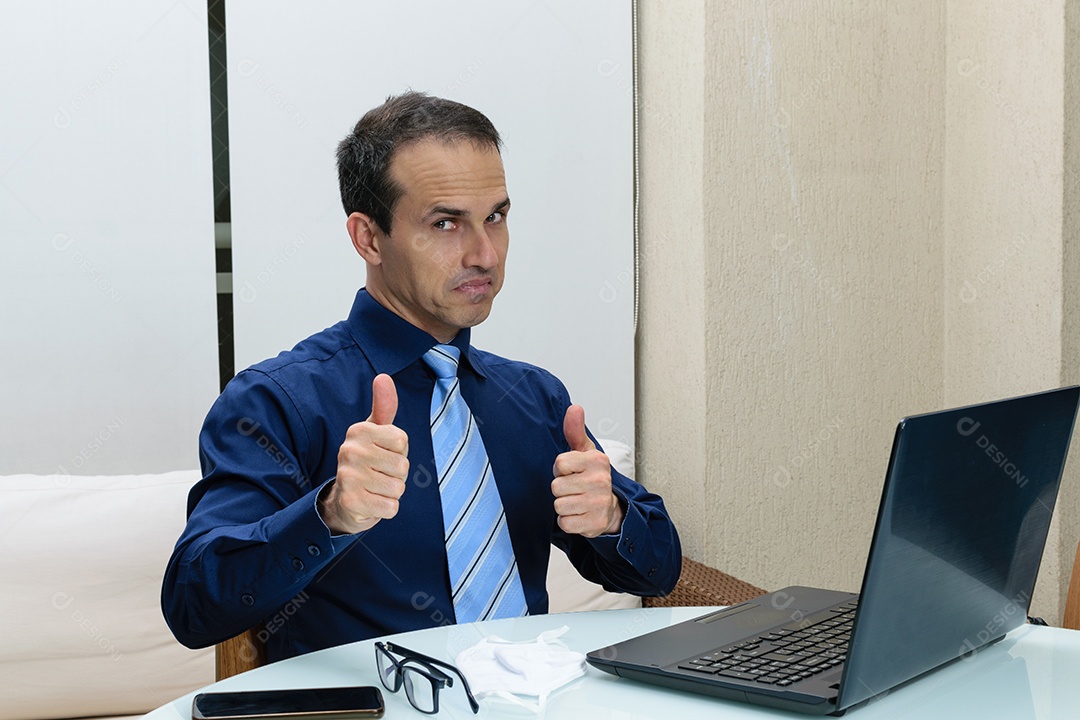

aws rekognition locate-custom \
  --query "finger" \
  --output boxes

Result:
[553,493,582,518]
[338,484,402,521]
[344,421,409,456]
[562,404,595,452]
[338,440,409,479]
[368,373,398,425]
[552,451,595,480]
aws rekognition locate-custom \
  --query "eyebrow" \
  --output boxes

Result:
[425,197,511,220]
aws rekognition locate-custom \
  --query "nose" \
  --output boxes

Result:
[463,222,499,271]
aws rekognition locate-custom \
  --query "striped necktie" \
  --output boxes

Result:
[422,345,528,622]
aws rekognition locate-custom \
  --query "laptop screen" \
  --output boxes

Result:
[837,386,1079,710]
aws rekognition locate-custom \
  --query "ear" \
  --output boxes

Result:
[347,212,383,265]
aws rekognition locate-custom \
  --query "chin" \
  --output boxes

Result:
[458,305,493,329]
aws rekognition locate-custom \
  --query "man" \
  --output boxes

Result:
[162,92,681,661]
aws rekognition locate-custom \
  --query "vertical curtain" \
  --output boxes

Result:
[0,1,219,474]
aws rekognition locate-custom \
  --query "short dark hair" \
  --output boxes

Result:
[336,91,502,235]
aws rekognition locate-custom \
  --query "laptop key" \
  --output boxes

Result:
[678,663,718,674]
[715,669,758,681]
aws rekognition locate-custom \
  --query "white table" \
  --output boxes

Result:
[143,607,1080,719]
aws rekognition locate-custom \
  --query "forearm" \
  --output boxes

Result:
[161,480,356,648]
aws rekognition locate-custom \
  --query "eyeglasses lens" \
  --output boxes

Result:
[403,666,436,714]
[375,647,399,691]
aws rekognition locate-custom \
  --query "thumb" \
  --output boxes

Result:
[367,374,398,425]
[563,404,596,452]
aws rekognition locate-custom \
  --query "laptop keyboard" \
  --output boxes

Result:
[676,599,858,687]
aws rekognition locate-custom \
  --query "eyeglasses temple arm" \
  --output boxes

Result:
[383,642,480,713]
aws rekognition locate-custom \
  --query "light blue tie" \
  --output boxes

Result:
[423,345,528,622]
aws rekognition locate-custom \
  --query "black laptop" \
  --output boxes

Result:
[588,387,1080,715]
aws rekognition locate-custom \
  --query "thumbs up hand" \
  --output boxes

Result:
[551,405,625,538]
[320,374,410,535]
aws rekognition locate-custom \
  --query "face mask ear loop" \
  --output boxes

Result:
[535,687,550,713]
[537,626,570,647]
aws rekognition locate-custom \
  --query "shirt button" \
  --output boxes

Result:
[241,594,255,606]
[629,541,636,553]
[292,558,305,571]
[307,544,321,557]
[648,567,657,577]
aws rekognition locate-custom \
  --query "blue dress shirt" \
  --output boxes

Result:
[162,289,681,660]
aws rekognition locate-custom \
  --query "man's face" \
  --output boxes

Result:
[364,139,509,342]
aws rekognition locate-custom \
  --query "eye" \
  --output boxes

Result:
[433,218,457,231]
[486,211,505,224]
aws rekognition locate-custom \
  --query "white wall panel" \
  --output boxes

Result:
[0,1,219,474]
[227,0,635,441]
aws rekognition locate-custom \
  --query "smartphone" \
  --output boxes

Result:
[191,686,384,720]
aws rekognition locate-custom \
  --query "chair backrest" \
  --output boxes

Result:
[215,627,268,681]
[1065,540,1080,631]
[642,556,766,608]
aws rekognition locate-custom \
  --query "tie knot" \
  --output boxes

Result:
[423,345,461,379]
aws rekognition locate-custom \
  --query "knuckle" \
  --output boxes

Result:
[347,421,373,439]
[389,477,406,498]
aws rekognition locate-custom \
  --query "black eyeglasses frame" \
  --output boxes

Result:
[374,641,480,714]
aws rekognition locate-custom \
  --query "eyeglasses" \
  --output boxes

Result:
[374,641,480,715]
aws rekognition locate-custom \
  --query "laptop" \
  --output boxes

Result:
[587,386,1080,715]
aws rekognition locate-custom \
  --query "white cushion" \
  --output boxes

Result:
[546,439,643,613]
[0,471,214,720]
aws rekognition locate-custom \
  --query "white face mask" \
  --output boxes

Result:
[454,626,587,713]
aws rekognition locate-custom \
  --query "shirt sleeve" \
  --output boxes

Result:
[160,369,360,649]
[547,386,682,597]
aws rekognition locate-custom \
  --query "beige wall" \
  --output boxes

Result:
[639,0,1079,620]
[1064,0,1080,619]
[945,1,1077,620]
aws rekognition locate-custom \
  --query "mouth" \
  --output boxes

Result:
[453,277,494,298]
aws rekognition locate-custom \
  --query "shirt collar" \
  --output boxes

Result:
[347,288,488,379]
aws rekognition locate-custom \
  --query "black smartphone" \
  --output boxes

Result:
[191,686,384,720]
